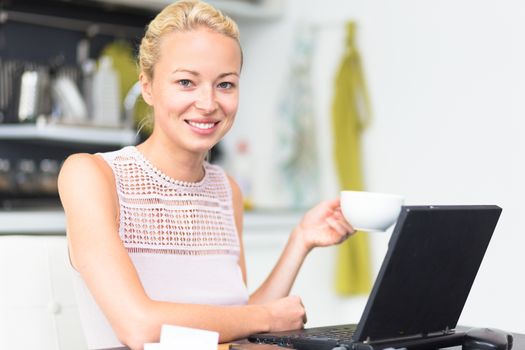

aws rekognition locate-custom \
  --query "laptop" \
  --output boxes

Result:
[248,205,502,350]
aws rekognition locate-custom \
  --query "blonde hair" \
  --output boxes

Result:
[139,0,242,80]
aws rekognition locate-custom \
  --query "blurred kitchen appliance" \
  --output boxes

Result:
[0,59,85,125]
[17,67,52,122]
[0,139,122,209]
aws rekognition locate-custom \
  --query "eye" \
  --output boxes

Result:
[177,79,193,88]
[217,81,235,89]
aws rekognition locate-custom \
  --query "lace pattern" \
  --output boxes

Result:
[100,146,240,256]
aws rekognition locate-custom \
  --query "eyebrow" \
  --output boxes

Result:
[218,72,240,78]
[172,69,239,78]
[172,69,198,76]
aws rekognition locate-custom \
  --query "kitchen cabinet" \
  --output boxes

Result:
[0,234,86,350]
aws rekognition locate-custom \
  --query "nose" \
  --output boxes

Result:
[195,86,218,114]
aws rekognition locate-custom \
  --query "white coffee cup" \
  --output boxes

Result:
[340,191,404,232]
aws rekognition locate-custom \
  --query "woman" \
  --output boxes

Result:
[58,1,355,349]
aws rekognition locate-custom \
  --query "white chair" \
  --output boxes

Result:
[0,235,87,349]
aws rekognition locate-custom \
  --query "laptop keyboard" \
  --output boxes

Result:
[297,324,357,342]
[248,324,357,350]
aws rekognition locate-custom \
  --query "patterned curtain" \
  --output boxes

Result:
[276,24,320,209]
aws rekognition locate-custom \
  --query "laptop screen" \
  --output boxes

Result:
[353,205,502,343]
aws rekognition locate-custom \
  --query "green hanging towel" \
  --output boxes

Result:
[332,21,373,296]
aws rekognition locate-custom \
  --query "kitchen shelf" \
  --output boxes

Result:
[93,0,283,20]
[0,209,66,235]
[0,124,138,146]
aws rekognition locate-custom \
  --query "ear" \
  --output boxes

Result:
[140,72,153,106]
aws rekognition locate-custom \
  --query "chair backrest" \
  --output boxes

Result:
[0,235,87,350]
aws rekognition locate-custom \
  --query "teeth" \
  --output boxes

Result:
[188,121,215,129]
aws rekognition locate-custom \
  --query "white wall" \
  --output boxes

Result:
[232,0,525,334]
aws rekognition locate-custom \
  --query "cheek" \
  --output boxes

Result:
[221,94,239,116]
[157,88,194,112]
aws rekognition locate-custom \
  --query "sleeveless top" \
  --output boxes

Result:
[72,146,249,350]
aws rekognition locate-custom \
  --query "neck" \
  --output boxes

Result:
[136,137,207,183]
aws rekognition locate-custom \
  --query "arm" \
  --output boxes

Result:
[249,200,355,304]
[59,155,305,349]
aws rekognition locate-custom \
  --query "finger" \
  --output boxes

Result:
[296,297,307,327]
[336,232,350,244]
[326,218,354,244]
[333,207,352,225]
[332,211,355,233]
[324,198,340,211]
[301,302,308,325]
[326,217,348,236]
[329,197,340,206]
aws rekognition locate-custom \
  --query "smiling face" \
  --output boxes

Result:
[140,27,242,157]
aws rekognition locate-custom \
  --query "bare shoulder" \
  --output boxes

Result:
[58,153,117,215]
[225,173,242,200]
[59,153,111,181]
[59,153,113,189]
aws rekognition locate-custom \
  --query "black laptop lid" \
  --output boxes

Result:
[353,205,502,343]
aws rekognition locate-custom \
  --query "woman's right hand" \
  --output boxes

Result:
[263,295,307,332]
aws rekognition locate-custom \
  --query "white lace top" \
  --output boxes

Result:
[72,146,249,349]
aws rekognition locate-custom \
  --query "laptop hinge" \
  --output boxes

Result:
[351,329,464,350]
[361,327,455,344]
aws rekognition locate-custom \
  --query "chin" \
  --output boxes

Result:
[190,143,219,156]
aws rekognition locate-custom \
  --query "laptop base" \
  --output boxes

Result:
[350,331,466,350]
[249,324,466,350]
